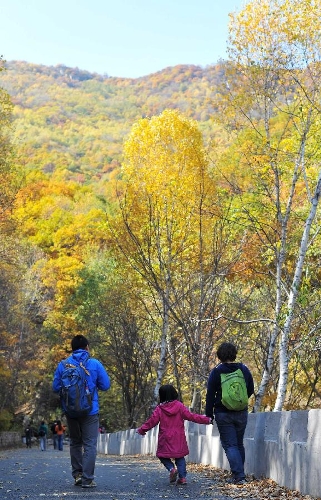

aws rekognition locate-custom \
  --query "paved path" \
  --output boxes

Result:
[0,445,261,500]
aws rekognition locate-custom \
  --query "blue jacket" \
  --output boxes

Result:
[205,362,254,417]
[52,349,111,416]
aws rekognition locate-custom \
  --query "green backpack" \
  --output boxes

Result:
[220,368,248,411]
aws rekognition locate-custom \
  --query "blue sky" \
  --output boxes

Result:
[0,0,245,78]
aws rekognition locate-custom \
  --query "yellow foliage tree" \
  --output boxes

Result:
[112,109,242,408]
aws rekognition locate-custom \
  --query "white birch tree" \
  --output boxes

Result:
[220,0,321,410]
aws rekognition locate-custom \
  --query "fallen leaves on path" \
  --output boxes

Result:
[190,464,320,500]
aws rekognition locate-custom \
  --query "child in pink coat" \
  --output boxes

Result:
[136,384,212,485]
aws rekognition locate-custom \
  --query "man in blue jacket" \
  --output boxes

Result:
[205,342,254,485]
[53,334,111,488]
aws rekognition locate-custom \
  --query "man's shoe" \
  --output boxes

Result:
[82,480,97,488]
[74,474,82,486]
[176,477,187,485]
[169,468,178,483]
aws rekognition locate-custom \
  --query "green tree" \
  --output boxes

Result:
[111,109,244,410]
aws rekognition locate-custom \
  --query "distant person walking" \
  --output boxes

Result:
[205,342,254,485]
[51,420,58,449]
[38,421,48,451]
[55,420,66,451]
[25,425,33,448]
[53,334,111,488]
[136,384,212,486]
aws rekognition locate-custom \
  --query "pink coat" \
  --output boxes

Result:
[137,400,211,458]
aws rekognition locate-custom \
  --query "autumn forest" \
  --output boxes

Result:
[1,0,321,432]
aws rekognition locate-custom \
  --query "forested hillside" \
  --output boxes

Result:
[0,60,229,431]
[1,0,321,434]
[0,61,223,186]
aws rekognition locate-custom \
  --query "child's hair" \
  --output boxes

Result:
[159,384,179,403]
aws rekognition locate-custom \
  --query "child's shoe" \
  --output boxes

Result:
[169,467,178,483]
[176,477,187,485]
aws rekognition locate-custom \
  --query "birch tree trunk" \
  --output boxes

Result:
[152,295,169,408]
[274,169,321,410]
[254,140,309,410]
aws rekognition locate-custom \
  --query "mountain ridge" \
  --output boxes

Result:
[3,59,223,82]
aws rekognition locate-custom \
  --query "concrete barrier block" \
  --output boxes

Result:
[244,437,255,474]
[0,432,21,449]
[289,441,308,493]
[197,423,208,436]
[107,431,122,455]
[211,435,228,470]
[308,409,321,449]
[305,445,321,497]
[264,411,281,440]
[245,413,256,437]
[289,410,308,442]
[264,439,281,480]
[248,411,267,478]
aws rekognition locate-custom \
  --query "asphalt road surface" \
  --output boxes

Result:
[0,445,259,500]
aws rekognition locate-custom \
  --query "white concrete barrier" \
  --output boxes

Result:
[0,431,21,448]
[97,409,321,497]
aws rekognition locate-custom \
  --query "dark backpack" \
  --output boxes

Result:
[220,368,248,411]
[38,428,46,437]
[60,359,93,418]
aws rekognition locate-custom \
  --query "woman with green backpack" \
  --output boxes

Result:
[205,342,254,485]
